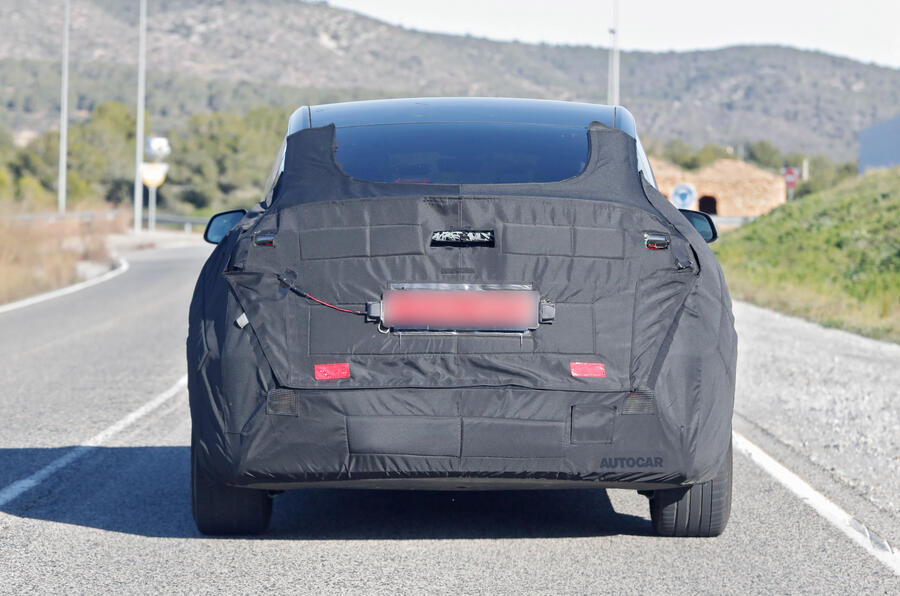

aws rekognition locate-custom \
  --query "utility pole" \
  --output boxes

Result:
[57,0,70,214]
[606,0,620,106]
[133,0,147,232]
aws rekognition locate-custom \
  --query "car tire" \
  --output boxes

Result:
[648,441,732,537]
[191,439,272,536]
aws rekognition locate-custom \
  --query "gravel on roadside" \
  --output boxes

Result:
[732,300,900,517]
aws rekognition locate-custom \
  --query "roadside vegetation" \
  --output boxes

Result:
[645,138,857,198]
[4,101,860,217]
[0,101,288,214]
[714,168,900,342]
[0,214,127,305]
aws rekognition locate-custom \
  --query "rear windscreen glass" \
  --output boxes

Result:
[334,123,589,184]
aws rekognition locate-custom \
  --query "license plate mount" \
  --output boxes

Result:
[369,283,543,332]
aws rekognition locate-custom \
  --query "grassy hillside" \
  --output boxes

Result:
[714,168,900,342]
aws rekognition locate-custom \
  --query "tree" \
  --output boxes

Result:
[168,105,287,210]
[694,144,734,168]
[16,175,55,209]
[663,139,698,169]
[745,141,782,170]
[663,140,733,170]
[68,101,141,190]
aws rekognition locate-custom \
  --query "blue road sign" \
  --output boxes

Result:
[670,183,697,209]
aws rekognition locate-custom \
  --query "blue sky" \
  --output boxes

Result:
[328,0,900,69]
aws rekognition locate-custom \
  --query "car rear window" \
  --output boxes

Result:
[334,123,589,184]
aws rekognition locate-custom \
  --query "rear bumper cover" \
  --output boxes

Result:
[197,386,699,490]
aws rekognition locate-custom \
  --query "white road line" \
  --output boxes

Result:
[0,257,129,315]
[0,375,187,508]
[734,431,900,576]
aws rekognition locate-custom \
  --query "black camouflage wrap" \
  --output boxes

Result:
[187,122,737,490]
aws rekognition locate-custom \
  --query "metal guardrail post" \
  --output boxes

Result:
[710,215,756,227]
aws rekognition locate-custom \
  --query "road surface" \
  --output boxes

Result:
[0,244,897,593]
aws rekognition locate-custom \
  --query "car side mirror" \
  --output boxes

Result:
[204,209,247,244]
[678,209,718,243]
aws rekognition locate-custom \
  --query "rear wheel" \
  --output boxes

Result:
[648,441,732,537]
[191,439,272,536]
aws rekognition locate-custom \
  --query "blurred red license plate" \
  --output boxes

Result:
[382,289,540,331]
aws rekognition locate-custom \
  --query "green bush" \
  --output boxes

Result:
[16,175,55,209]
[0,168,14,203]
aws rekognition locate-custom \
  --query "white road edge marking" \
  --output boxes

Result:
[0,375,187,508]
[734,431,900,576]
[0,257,130,315]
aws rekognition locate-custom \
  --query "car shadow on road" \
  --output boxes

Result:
[0,446,655,539]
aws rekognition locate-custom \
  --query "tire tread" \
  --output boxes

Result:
[649,442,732,537]
[191,440,272,536]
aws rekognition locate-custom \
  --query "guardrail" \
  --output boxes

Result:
[710,215,756,227]
[0,210,210,230]
[148,213,209,226]
[1,209,121,222]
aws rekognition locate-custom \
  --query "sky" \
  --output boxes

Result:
[327,0,900,69]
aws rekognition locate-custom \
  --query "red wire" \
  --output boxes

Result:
[278,274,365,315]
[302,293,364,315]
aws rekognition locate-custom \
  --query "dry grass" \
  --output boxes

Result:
[0,211,129,305]
[721,269,900,342]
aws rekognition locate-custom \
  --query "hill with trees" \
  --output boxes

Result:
[1,0,898,160]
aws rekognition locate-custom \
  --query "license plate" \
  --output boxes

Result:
[381,288,540,331]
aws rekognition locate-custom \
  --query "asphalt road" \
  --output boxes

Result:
[0,244,897,594]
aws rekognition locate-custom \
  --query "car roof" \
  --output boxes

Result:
[288,97,637,138]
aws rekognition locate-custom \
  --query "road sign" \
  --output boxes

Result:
[670,183,697,209]
[146,136,171,161]
[141,162,168,188]
[784,167,798,189]
[141,162,169,233]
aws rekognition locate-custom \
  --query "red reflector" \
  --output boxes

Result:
[314,363,350,380]
[382,289,539,331]
[570,362,606,378]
